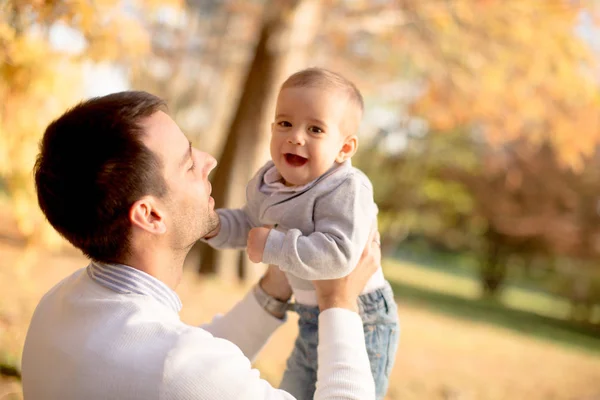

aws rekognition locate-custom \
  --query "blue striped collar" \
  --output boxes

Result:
[87,261,182,312]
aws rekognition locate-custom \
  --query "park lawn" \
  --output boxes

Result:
[382,259,600,355]
[383,259,573,319]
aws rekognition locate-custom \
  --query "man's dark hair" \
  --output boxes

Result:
[34,91,168,263]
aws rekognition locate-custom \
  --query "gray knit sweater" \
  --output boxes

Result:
[205,160,379,292]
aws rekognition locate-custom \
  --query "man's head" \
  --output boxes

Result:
[270,67,364,186]
[34,91,217,266]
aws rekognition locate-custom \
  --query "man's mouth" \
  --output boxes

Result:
[284,153,308,167]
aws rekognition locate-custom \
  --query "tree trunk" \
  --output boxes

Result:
[479,229,508,298]
[196,0,323,280]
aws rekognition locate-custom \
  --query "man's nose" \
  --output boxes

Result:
[204,153,217,176]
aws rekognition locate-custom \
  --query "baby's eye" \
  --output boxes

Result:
[309,126,324,134]
[278,121,292,127]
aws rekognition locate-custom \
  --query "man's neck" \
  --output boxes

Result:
[122,249,184,291]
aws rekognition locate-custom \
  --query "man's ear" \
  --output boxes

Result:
[336,135,358,163]
[129,196,167,235]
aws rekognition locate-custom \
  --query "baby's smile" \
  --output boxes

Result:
[284,153,308,167]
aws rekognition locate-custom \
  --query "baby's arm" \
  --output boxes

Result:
[262,176,376,280]
[204,207,254,249]
[204,166,267,249]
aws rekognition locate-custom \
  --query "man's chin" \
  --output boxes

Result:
[201,214,221,240]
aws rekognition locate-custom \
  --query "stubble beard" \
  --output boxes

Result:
[186,207,219,247]
[170,202,219,256]
[203,208,220,238]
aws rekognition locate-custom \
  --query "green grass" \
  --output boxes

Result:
[393,247,569,295]
[384,259,575,318]
[384,258,600,354]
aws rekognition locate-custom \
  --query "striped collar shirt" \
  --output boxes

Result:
[86,261,182,312]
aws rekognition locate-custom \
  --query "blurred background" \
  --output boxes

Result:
[1,0,600,399]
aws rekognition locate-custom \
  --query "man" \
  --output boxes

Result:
[21,91,382,399]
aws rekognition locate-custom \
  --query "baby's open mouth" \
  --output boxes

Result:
[284,153,308,167]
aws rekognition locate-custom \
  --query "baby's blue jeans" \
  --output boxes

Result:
[279,281,400,400]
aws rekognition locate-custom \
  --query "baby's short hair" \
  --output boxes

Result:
[281,68,364,135]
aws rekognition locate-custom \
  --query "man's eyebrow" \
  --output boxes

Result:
[179,141,192,169]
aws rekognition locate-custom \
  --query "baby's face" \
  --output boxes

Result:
[270,86,354,186]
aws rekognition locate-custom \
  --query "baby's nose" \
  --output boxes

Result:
[287,131,304,145]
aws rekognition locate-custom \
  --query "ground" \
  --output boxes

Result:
[1,209,599,399]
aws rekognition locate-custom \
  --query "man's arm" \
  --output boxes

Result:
[164,309,373,400]
[200,287,286,362]
[262,176,376,280]
[201,265,292,361]
[161,327,297,399]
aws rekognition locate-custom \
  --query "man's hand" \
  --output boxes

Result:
[247,227,271,263]
[313,229,381,313]
[260,265,292,302]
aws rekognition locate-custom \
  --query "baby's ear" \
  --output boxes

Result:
[336,135,358,163]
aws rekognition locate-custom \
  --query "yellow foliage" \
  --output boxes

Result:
[0,0,182,244]
[0,33,84,239]
[407,0,599,169]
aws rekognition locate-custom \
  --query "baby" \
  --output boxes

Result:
[204,67,399,400]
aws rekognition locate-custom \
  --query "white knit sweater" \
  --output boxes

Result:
[21,266,375,399]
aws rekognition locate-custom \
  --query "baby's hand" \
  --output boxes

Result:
[247,227,271,263]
